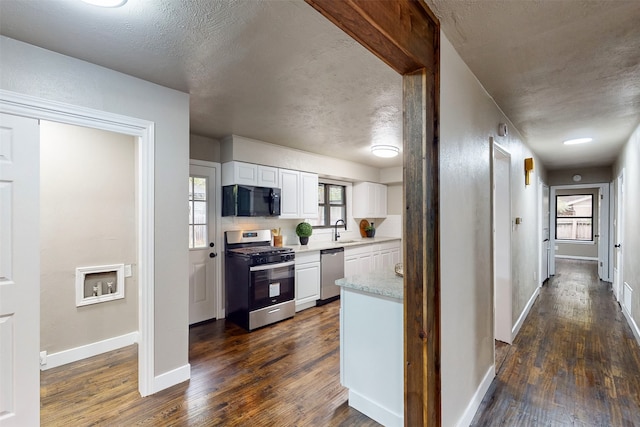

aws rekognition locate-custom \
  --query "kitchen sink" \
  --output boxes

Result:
[335,239,357,244]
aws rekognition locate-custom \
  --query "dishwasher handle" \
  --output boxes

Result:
[321,247,344,255]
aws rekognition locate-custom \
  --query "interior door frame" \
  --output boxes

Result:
[0,89,156,397]
[189,159,223,320]
[549,182,610,280]
[538,178,550,284]
[613,170,625,301]
[491,140,512,344]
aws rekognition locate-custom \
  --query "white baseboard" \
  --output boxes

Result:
[554,255,598,261]
[622,303,640,347]
[42,331,138,370]
[456,365,496,427]
[512,287,540,340]
[348,389,403,427]
[153,363,191,394]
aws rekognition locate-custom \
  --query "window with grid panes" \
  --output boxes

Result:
[310,183,346,228]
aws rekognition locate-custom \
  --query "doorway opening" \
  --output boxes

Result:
[1,91,156,407]
[39,121,139,378]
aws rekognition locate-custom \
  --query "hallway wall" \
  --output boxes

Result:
[614,123,640,341]
[440,33,547,426]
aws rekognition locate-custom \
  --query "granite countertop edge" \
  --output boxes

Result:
[336,269,403,300]
[285,236,401,253]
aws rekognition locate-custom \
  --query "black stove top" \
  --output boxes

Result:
[228,246,293,256]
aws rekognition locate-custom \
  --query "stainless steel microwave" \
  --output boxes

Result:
[222,185,281,217]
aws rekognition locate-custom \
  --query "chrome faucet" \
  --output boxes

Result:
[334,219,346,241]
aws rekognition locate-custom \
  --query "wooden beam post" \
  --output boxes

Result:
[304,1,441,425]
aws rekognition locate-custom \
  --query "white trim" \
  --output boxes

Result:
[152,363,191,394]
[512,287,540,340]
[456,365,496,427]
[555,240,596,245]
[0,89,155,398]
[189,159,224,318]
[41,332,138,370]
[554,255,598,261]
[549,182,610,280]
[348,389,403,427]
[622,307,640,347]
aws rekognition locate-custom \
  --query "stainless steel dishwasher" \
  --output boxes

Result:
[319,247,345,303]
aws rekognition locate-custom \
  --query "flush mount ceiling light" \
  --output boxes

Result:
[371,144,399,158]
[81,0,127,7]
[563,137,593,145]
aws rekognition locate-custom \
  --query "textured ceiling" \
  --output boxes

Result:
[1,0,639,171]
[425,0,640,170]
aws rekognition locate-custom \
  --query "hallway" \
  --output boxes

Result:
[472,259,640,426]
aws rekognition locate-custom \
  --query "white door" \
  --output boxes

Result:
[613,171,624,301]
[188,163,219,325]
[493,142,512,344]
[0,114,40,426]
[541,184,550,283]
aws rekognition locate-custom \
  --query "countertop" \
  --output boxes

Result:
[285,236,401,253]
[336,267,403,300]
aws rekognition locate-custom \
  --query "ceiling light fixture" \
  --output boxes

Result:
[563,137,592,145]
[371,144,399,158]
[81,0,127,7]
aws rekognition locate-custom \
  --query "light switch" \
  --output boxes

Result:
[124,264,132,277]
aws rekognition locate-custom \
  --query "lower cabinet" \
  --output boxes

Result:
[344,240,401,276]
[294,251,321,312]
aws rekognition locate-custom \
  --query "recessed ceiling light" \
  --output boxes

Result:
[81,0,127,7]
[563,137,592,145]
[371,144,399,158]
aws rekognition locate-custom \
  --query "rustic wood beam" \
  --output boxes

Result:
[304,0,441,425]
[403,64,441,426]
[305,0,438,74]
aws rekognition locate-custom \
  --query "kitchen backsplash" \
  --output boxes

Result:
[220,214,402,247]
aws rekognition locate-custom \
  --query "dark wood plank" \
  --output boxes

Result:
[41,301,382,426]
[472,259,640,426]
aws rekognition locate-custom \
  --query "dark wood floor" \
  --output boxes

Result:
[472,259,640,426]
[41,300,380,426]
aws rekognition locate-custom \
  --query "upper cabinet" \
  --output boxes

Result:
[279,169,319,219]
[222,161,279,187]
[352,182,387,218]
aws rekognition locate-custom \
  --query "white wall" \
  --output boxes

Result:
[190,133,221,163]
[40,121,137,354]
[614,123,640,340]
[439,33,545,426]
[1,36,190,380]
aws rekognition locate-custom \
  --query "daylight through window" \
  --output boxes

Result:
[556,194,593,241]
[311,183,346,228]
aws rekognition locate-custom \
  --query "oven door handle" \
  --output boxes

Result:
[249,260,295,272]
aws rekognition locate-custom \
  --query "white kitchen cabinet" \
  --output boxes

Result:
[222,161,257,186]
[300,172,319,218]
[352,182,387,218]
[222,161,279,187]
[344,245,374,277]
[279,169,301,218]
[257,165,279,187]
[346,240,401,276]
[295,251,321,311]
[278,169,319,219]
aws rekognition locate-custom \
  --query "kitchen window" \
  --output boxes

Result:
[556,194,593,241]
[311,183,346,228]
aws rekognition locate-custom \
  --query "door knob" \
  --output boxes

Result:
[210,252,217,258]
[614,244,621,248]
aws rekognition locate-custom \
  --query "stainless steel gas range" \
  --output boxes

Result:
[225,230,295,331]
